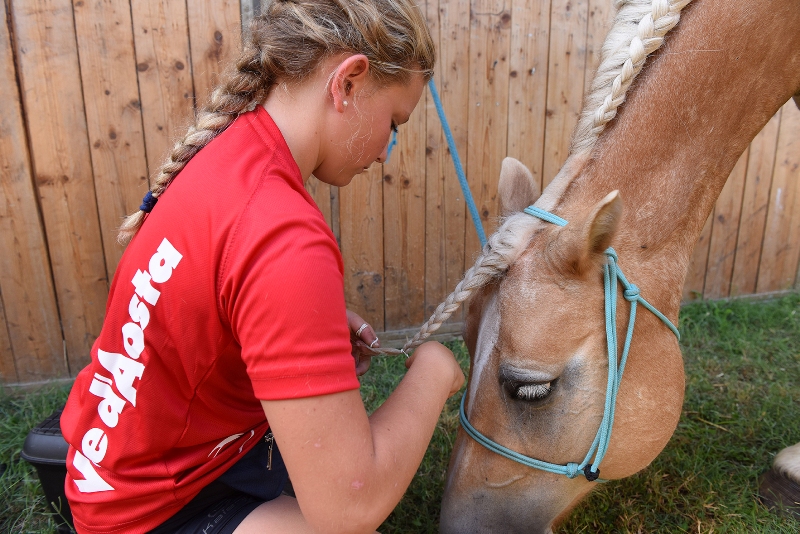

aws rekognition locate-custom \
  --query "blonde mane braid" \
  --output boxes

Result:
[371,0,694,356]
[370,213,539,355]
[571,0,692,156]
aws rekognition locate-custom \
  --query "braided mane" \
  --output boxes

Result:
[377,0,694,356]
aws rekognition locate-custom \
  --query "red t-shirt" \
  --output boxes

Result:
[60,107,360,534]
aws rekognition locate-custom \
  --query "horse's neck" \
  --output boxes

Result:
[554,0,800,308]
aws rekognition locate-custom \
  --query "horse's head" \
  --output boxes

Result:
[440,158,685,533]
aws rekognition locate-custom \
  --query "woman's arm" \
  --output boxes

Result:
[260,340,464,534]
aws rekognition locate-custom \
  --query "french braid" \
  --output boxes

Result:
[118,0,435,243]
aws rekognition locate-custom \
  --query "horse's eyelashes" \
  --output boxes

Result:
[515,382,552,401]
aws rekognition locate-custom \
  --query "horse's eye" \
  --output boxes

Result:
[514,382,552,401]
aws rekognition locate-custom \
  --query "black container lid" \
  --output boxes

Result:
[20,408,70,466]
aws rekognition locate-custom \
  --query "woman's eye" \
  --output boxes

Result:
[514,382,552,401]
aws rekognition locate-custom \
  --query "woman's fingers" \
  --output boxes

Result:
[346,310,379,376]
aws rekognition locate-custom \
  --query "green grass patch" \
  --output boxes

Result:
[3,294,798,533]
[0,383,72,533]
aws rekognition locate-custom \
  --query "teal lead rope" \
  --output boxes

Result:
[459,207,679,482]
[428,79,488,248]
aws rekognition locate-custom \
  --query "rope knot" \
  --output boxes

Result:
[565,463,580,479]
[604,247,619,262]
[624,285,640,301]
[583,464,600,482]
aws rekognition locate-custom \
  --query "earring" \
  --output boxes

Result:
[343,100,348,107]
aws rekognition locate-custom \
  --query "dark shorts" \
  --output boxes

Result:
[148,432,289,534]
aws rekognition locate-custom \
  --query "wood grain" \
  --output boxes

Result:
[0,0,64,382]
[187,0,241,108]
[730,113,780,296]
[131,0,194,176]
[384,89,427,330]
[507,0,551,191]
[466,0,512,255]
[542,0,589,187]
[339,167,385,330]
[703,148,749,299]
[424,0,469,319]
[72,0,149,277]
[12,0,108,373]
[757,102,800,292]
[584,0,612,95]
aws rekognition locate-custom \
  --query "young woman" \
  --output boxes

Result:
[59,1,464,533]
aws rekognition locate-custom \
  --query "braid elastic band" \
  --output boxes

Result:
[140,191,158,213]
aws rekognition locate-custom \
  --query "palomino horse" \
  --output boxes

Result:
[414,0,800,531]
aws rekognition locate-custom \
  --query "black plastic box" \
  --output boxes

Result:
[20,407,74,533]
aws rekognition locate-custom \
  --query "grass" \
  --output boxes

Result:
[2,293,798,533]
[0,382,72,533]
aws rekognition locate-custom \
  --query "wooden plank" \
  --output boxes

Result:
[339,167,385,330]
[11,0,108,374]
[0,0,64,383]
[730,112,780,296]
[703,148,749,299]
[384,89,427,330]
[187,0,241,108]
[424,0,469,319]
[305,176,332,229]
[72,0,149,277]
[682,210,712,301]
[465,0,512,255]
[131,0,195,176]
[0,293,14,382]
[542,0,589,187]
[757,101,800,292]
[506,0,551,192]
[584,0,612,95]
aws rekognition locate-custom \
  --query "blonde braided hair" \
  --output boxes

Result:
[372,0,694,357]
[118,0,435,244]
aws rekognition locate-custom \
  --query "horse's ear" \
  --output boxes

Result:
[498,157,540,216]
[560,191,623,274]
[586,190,623,254]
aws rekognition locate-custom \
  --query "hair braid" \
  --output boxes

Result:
[118,0,434,244]
[117,48,270,244]
[367,213,540,356]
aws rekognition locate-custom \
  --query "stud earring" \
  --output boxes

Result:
[343,100,348,107]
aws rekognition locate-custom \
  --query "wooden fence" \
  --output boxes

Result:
[1,0,798,385]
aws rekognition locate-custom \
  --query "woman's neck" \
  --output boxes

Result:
[262,81,327,183]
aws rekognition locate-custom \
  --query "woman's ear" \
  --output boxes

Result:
[331,54,370,113]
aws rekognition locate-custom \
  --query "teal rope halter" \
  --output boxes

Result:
[459,207,680,482]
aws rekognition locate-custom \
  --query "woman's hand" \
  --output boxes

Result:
[346,309,380,376]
